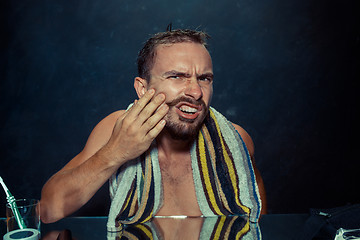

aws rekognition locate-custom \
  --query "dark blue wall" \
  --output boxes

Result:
[0,0,359,218]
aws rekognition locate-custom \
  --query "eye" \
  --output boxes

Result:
[167,74,185,81]
[198,76,213,82]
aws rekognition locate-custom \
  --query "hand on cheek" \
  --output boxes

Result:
[103,89,168,164]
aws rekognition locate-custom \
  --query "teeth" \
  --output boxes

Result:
[179,105,198,113]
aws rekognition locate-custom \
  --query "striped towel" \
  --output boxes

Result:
[107,215,261,239]
[107,107,262,232]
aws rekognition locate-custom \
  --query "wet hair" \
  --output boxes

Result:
[137,29,210,81]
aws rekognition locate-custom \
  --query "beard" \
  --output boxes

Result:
[163,96,209,141]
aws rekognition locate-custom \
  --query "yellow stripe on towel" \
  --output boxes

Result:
[136,224,153,239]
[212,216,226,240]
[201,126,231,213]
[198,131,223,215]
[236,217,250,240]
[210,110,250,215]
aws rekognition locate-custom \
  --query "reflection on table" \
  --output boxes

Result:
[108,215,259,240]
[0,214,308,240]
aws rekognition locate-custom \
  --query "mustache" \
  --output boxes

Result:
[166,96,206,108]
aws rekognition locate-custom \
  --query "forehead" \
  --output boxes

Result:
[151,42,213,73]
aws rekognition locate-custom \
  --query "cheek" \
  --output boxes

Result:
[154,85,183,102]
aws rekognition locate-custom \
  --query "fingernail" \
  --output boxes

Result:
[157,93,165,101]
[148,89,155,94]
[163,104,169,110]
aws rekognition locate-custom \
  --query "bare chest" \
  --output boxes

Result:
[159,155,192,184]
[156,155,202,216]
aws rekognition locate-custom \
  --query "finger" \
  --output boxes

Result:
[116,104,133,123]
[146,119,167,140]
[142,104,169,131]
[129,89,155,115]
[137,93,166,124]
[119,90,159,132]
[124,90,154,122]
[122,90,155,125]
[113,98,139,130]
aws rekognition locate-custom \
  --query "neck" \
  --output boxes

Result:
[156,129,195,159]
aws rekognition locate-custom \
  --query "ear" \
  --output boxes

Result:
[134,77,148,98]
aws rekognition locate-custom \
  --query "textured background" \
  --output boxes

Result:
[0,0,359,218]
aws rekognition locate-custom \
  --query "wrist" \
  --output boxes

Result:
[95,144,126,169]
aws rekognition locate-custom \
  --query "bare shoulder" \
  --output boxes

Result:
[62,110,126,170]
[231,123,254,157]
[85,110,125,145]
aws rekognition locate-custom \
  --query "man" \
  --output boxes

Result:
[40,29,267,229]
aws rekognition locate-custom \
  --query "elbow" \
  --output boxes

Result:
[41,214,56,224]
[40,212,59,224]
[40,181,68,224]
[39,199,65,224]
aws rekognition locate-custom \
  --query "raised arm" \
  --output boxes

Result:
[231,123,267,215]
[40,90,169,223]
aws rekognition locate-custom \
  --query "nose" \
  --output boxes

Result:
[184,78,203,100]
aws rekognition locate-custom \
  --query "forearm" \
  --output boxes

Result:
[40,148,121,223]
[40,91,167,223]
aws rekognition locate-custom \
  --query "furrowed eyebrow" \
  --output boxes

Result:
[197,73,214,80]
[162,70,214,80]
[162,70,190,78]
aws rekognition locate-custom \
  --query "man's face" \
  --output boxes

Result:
[147,42,214,140]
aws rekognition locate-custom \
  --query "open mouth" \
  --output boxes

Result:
[179,105,198,114]
[175,103,202,120]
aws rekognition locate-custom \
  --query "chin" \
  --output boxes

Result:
[166,127,198,141]
[165,113,207,141]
